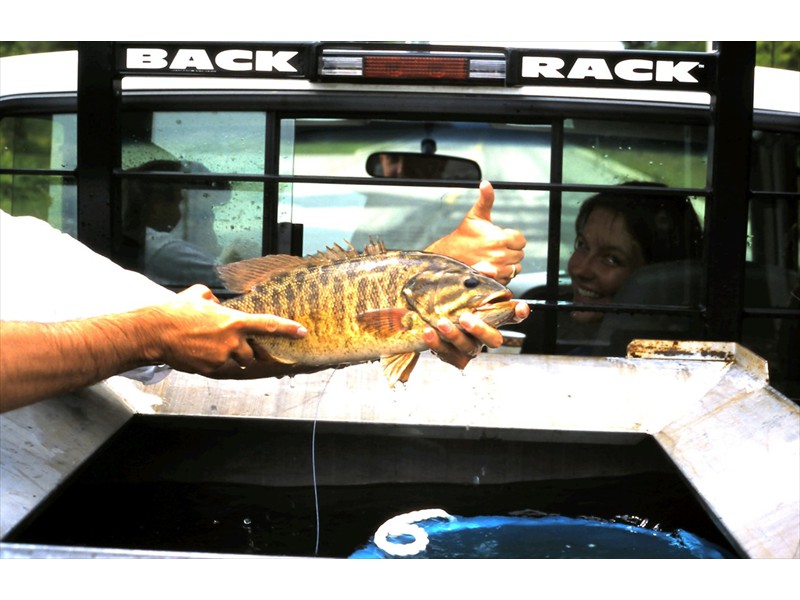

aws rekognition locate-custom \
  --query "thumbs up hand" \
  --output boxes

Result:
[425,180,526,285]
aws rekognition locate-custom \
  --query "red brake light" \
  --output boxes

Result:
[364,55,469,80]
[319,48,506,84]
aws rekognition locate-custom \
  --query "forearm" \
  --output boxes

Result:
[0,315,158,412]
[0,286,310,412]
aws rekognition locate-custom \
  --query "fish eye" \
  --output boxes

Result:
[463,277,480,289]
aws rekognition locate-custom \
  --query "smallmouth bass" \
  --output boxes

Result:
[218,240,523,386]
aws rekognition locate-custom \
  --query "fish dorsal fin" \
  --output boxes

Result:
[362,237,387,256]
[306,238,387,265]
[217,238,388,293]
[305,241,359,264]
[381,352,420,387]
[216,254,306,293]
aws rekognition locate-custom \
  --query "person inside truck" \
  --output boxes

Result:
[121,159,234,288]
[0,181,529,412]
[520,182,703,354]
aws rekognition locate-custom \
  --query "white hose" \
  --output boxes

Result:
[373,509,454,557]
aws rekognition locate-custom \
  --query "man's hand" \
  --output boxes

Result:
[148,284,307,374]
[422,302,530,370]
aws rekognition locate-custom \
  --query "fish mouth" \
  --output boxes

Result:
[486,288,513,304]
[472,289,521,326]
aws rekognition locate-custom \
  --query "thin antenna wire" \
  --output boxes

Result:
[312,396,321,556]
[311,370,335,557]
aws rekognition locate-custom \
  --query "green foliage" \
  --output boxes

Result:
[0,41,76,58]
[623,41,708,53]
[756,41,800,70]
[623,41,800,70]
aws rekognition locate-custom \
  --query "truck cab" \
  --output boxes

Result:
[1,41,798,399]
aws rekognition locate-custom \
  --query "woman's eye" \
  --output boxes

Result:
[464,277,480,289]
[604,254,623,267]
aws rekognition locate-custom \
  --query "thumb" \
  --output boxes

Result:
[467,180,495,222]
[180,284,220,303]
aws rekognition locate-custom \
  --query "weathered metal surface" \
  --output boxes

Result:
[0,386,133,537]
[1,341,797,558]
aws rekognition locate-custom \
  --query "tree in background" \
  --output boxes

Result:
[623,41,799,70]
[0,41,76,57]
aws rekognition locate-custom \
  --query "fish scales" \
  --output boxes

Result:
[225,253,419,363]
[218,241,523,386]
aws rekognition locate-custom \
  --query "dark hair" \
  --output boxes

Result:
[122,159,230,234]
[575,182,702,264]
[125,159,230,193]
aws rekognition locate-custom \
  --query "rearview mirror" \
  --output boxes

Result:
[366,152,481,181]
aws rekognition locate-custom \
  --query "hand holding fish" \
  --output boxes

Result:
[425,180,526,285]
[216,239,527,387]
[423,305,529,371]
[0,284,309,412]
[152,284,308,375]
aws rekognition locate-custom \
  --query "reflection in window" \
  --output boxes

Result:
[0,114,77,232]
[120,161,262,290]
[280,118,551,268]
[120,111,268,289]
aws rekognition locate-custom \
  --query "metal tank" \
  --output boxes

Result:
[1,341,797,558]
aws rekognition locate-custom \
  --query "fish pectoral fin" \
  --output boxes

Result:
[249,340,298,366]
[381,352,420,387]
[356,308,410,336]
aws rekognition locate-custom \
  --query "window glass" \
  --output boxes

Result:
[563,120,708,189]
[515,187,707,355]
[0,114,77,234]
[751,130,800,193]
[279,118,551,274]
[122,111,267,173]
[743,127,798,378]
[521,119,713,354]
[747,129,799,270]
[120,111,267,289]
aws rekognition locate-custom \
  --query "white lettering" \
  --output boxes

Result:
[614,59,653,82]
[255,50,298,73]
[656,60,700,83]
[127,48,168,69]
[521,56,565,79]
[169,49,214,71]
[521,55,702,85]
[567,58,613,80]
[215,49,253,71]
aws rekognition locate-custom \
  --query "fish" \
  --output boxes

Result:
[217,239,524,386]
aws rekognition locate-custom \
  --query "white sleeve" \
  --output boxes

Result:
[0,210,175,323]
[0,211,176,385]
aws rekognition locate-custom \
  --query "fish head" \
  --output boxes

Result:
[402,260,522,329]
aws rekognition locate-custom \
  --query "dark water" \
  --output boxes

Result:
[4,415,739,558]
[6,475,736,558]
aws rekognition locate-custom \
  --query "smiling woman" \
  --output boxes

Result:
[519,182,703,354]
[568,205,647,323]
[567,183,703,323]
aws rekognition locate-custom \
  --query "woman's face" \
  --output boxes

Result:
[567,207,646,323]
